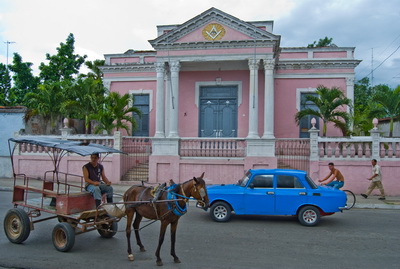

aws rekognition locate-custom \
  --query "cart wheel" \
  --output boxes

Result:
[97,218,118,238]
[52,222,75,252]
[4,208,31,244]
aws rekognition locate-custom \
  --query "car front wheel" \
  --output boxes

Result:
[210,201,231,222]
[298,206,321,226]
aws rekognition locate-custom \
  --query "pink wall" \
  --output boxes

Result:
[314,51,347,58]
[149,155,277,185]
[12,154,122,184]
[310,160,399,196]
[279,52,308,59]
[274,78,347,138]
[110,81,157,136]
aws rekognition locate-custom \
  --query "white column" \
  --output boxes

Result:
[247,59,260,138]
[165,68,171,137]
[154,62,165,138]
[168,61,180,138]
[346,77,355,131]
[262,59,275,139]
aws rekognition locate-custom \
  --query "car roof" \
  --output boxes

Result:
[248,169,307,176]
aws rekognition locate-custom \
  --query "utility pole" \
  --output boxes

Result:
[371,47,374,87]
[4,40,16,68]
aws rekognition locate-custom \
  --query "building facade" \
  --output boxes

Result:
[100,8,361,183]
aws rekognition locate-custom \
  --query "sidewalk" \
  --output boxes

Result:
[1,177,399,209]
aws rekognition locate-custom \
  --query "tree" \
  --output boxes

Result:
[94,92,141,135]
[307,37,337,48]
[61,77,106,134]
[8,53,40,106]
[24,82,66,133]
[82,59,105,80]
[353,77,376,135]
[369,85,400,137]
[295,85,351,136]
[39,33,87,83]
[0,63,12,106]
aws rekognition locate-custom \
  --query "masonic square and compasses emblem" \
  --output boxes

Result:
[202,23,226,41]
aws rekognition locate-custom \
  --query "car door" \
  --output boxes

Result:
[243,174,275,214]
[274,175,308,214]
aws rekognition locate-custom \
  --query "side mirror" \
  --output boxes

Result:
[249,183,254,189]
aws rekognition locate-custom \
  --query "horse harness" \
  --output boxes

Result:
[136,180,206,219]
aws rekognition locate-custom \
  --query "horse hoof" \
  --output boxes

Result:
[156,260,163,266]
[174,258,181,264]
[128,254,135,261]
[140,247,146,252]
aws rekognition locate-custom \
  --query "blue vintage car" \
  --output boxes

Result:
[206,169,347,226]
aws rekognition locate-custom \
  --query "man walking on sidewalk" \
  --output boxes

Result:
[361,159,386,200]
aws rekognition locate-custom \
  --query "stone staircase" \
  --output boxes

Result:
[122,163,149,182]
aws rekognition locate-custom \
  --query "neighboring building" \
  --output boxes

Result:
[0,106,26,177]
[99,7,361,182]
[377,117,400,137]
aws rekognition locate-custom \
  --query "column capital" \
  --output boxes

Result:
[169,61,181,72]
[346,77,355,87]
[263,59,275,70]
[155,62,165,73]
[248,59,260,70]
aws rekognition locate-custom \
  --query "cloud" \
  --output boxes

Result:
[0,0,399,87]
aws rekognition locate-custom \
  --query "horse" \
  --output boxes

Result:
[123,172,209,266]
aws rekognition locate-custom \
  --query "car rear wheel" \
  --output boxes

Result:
[298,206,320,226]
[210,201,231,222]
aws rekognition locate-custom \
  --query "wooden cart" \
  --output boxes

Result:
[4,137,124,252]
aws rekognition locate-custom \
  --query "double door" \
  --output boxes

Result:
[199,86,238,137]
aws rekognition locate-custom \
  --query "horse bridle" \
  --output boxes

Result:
[191,180,208,208]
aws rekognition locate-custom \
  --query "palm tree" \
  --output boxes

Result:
[295,86,351,136]
[94,92,141,135]
[369,85,400,137]
[24,82,66,134]
[61,77,106,134]
[82,59,105,80]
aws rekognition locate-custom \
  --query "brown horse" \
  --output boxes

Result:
[123,173,209,266]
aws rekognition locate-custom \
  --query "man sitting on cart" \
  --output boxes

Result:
[83,153,113,208]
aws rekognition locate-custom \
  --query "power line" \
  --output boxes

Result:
[363,42,400,79]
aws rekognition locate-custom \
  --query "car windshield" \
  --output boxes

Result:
[306,175,318,189]
[236,171,251,187]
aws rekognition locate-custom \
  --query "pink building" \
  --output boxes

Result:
[11,8,400,195]
[100,8,361,185]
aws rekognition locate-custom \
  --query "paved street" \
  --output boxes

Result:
[1,190,400,269]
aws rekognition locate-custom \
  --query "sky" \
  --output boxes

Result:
[0,0,399,88]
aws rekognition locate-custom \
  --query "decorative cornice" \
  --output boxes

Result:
[155,39,275,51]
[99,64,155,73]
[277,60,361,70]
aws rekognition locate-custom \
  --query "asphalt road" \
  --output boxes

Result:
[1,190,400,269]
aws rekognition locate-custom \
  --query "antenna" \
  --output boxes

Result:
[4,41,16,68]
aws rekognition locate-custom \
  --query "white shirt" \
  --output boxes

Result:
[372,164,382,182]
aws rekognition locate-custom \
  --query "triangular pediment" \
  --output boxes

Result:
[149,7,280,49]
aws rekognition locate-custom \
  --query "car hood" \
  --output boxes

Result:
[207,184,241,192]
